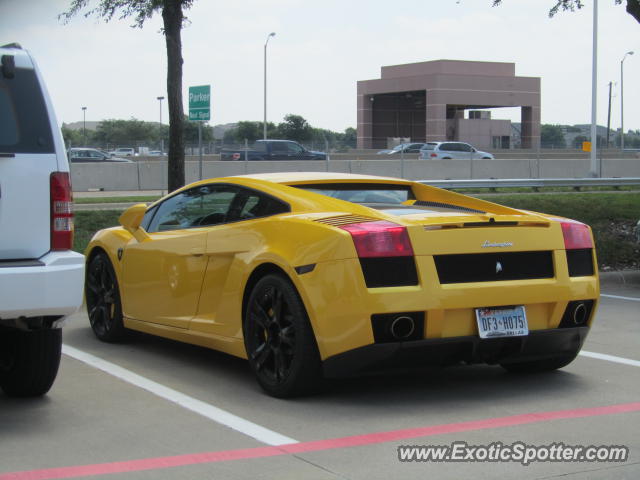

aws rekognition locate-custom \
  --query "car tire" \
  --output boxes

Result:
[0,327,62,397]
[85,252,126,343]
[243,274,322,398]
[500,352,579,374]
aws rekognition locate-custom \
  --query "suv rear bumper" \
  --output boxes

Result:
[0,250,84,319]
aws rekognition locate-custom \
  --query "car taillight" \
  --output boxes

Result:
[561,221,593,250]
[340,221,414,258]
[430,153,437,158]
[50,172,74,250]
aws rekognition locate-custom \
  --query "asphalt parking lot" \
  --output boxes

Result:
[1,281,639,480]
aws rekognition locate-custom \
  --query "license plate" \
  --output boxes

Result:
[475,306,528,339]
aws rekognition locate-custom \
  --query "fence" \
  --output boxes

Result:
[69,157,640,192]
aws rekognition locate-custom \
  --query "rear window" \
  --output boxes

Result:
[295,183,415,205]
[420,143,436,150]
[0,65,54,154]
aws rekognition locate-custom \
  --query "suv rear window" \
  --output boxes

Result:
[0,65,54,154]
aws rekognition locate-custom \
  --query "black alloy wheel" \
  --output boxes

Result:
[244,274,322,398]
[85,252,125,342]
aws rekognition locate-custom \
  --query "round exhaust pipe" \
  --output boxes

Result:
[389,316,415,340]
[572,302,587,325]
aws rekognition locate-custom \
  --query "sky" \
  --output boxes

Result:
[1,0,638,133]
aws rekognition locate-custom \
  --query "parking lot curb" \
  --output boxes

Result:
[599,270,640,286]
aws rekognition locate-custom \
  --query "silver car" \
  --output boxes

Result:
[419,142,494,160]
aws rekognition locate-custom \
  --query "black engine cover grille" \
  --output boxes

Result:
[434,251,554,284]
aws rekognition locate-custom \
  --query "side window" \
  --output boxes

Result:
[253,142,267,152]
[286,142,304,154]
[459,143,472,152]
[232,188,290,221]
[439,143,454,152]
[147,185,238,232]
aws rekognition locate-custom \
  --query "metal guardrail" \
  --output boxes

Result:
[419,177,640,190]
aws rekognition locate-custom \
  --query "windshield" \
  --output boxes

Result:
[295,183,414,205]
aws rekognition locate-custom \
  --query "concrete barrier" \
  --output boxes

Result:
[70,158,640,192]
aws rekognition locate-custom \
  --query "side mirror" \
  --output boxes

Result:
[119,203,147,234]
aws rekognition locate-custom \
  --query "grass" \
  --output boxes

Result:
[75,196,160,204]
[476,192,640,270]
[73,193,640,270]
[453,185,640,195]
[74,210,122,254]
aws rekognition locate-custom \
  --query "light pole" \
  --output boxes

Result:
[82,106,87,146]
[621,51,634,151]
[264,32,276,140]
[157,96,165,154]
[588,0,598,177]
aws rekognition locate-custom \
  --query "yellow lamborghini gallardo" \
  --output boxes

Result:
[85,173,599,397]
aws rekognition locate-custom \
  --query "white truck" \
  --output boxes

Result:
[0,44,84,396]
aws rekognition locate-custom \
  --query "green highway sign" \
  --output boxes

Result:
[188,85,211,121]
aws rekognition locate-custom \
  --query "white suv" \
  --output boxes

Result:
[108,147,135,157]
[0,44,84,396]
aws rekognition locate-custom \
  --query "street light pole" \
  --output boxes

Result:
[157,96,165,154]
[621,51,634,152]
[82,106,87,146]
[264,32,276,140]
[589,0,598,177]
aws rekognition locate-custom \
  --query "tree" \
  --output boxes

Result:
[541,124,566,148]
[277,114,312,143]
[492,0,640,24]
[60,0,194,192]
[182,116,214,144]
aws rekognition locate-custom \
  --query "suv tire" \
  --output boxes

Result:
[0,327,62,397]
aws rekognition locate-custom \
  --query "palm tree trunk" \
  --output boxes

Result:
[162,0,185,192]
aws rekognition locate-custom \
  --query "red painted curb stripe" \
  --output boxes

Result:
[2,401,639,480]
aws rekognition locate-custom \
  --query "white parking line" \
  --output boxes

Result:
[579,350,640,368]
[601,294,640,302]
[62,345,298,446]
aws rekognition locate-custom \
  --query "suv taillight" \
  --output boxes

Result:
[340,221,414,257]
[561,221,593,249]
[50,172,74,250]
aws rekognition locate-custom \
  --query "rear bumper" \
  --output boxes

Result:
[322,326,589,377]
[0,250,84,320]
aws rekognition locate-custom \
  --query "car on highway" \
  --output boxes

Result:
[0,43,84,397]
[108,147,135,157]
[220,140,326,161]
[84,172,599,397]
[376,143,425,155]
[68,148,133,163]
[419,141,494,160]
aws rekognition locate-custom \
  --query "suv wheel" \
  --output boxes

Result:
[0,327,62,397]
